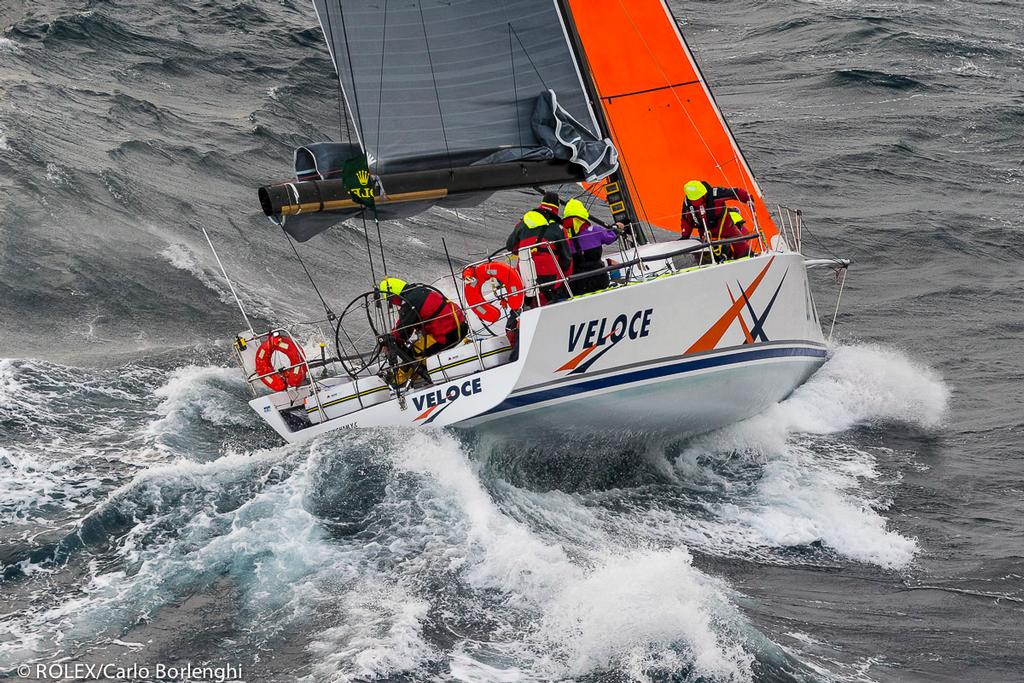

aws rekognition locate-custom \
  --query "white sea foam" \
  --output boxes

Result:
[533,548,753,682]
[487,343,944,571]
[770,343,949,434]
[303,341,951,678]
[144,365,251,448]
[390,431,578,602]
[160,243,238,308]
[300,431,759,682]
[668,343,947,569]
[717,442,918,568]
[159,243,276,322]
[0,447,87,524]
[45,162,70,186]
[0,446,336,667]
[0,360,155,525]
[308,579,436,681]
[1,343,946,678]
[0,37,20,55]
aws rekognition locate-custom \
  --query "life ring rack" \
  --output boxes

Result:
[254,332,308,392]
[461,261,526,323]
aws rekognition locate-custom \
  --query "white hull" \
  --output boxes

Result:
[251,252,826,443]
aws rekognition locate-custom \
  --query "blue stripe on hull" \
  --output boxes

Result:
[480,345,827,419]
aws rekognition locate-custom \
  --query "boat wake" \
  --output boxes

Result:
[0,343,948,681]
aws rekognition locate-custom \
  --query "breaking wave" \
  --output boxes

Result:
[1,341,948,680]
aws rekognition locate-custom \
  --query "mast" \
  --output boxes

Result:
[553,0,645,243]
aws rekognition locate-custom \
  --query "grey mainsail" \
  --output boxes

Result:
[263,0,618,240]
[315,0,598,172]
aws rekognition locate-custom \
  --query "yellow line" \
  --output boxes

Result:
[308,346,512,413]
[281,189,449,216]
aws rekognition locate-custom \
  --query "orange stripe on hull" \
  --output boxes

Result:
[686,256,775,354]
[726,283,755,345]
[416,404,440,421]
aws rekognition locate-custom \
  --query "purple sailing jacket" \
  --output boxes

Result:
[563,218,618,254]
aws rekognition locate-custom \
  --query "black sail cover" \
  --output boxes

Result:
[279,0,617,239]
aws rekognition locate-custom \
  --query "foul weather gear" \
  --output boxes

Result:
[679,181,751,242]
[506,207,571,305]
[708,209,753,261]
[562,212,619,296]
[388,283,467,355]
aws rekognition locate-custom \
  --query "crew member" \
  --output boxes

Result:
[562,198,619,295]
[380,277,467,361]
[679,180,753,263]
[711,209,753,261]
[506,191,571,305]
[679,180,752,239]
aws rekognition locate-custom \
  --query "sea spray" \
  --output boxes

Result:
[0,344,951,680]
[325,430,771,682]
[671,343,949,568]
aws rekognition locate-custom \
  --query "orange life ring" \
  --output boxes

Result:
[255,333,307,391]
[462,262,525,323]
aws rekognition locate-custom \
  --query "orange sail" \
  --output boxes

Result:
[564,0,779,244]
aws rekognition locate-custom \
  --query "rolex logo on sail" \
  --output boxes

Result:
[343,155,375,208]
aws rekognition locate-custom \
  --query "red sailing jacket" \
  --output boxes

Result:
[390,284,465,344]
[505,207,570,278]
[679,185,751,240]
[711,212,753,260]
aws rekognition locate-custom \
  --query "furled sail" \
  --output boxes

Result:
[562,0,781,244]
[261,0,618,240]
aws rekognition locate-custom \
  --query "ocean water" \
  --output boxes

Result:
[1,0,1022,681]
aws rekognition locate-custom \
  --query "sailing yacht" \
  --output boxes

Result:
[229,0,847,444]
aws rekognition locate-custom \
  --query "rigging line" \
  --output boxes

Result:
[281,228,336,320]
[801,217,843,262]
[441,235,466,310]
[317,1,350,142]
[417,1,453,172]
[509,25,551,91]
[509,24,524,153]
[828,267,847,345]
[613,0,742,191]
[676,20,768,199]
[374,212,389,278]
[319,1,349,142]
[374,0,389,174]
[581,190,598,212]
[360,211,391,338]
[335,0,366,144]
[360,212,378,287]
[569,185,590,201]
[202,226,254,334]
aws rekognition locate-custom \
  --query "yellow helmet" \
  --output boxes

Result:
[563,198,589,221]
[379,277,406,296]
[684,180,708,202]
[522,210,549,229]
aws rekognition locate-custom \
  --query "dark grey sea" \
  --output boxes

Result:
[1,0,1021,680]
